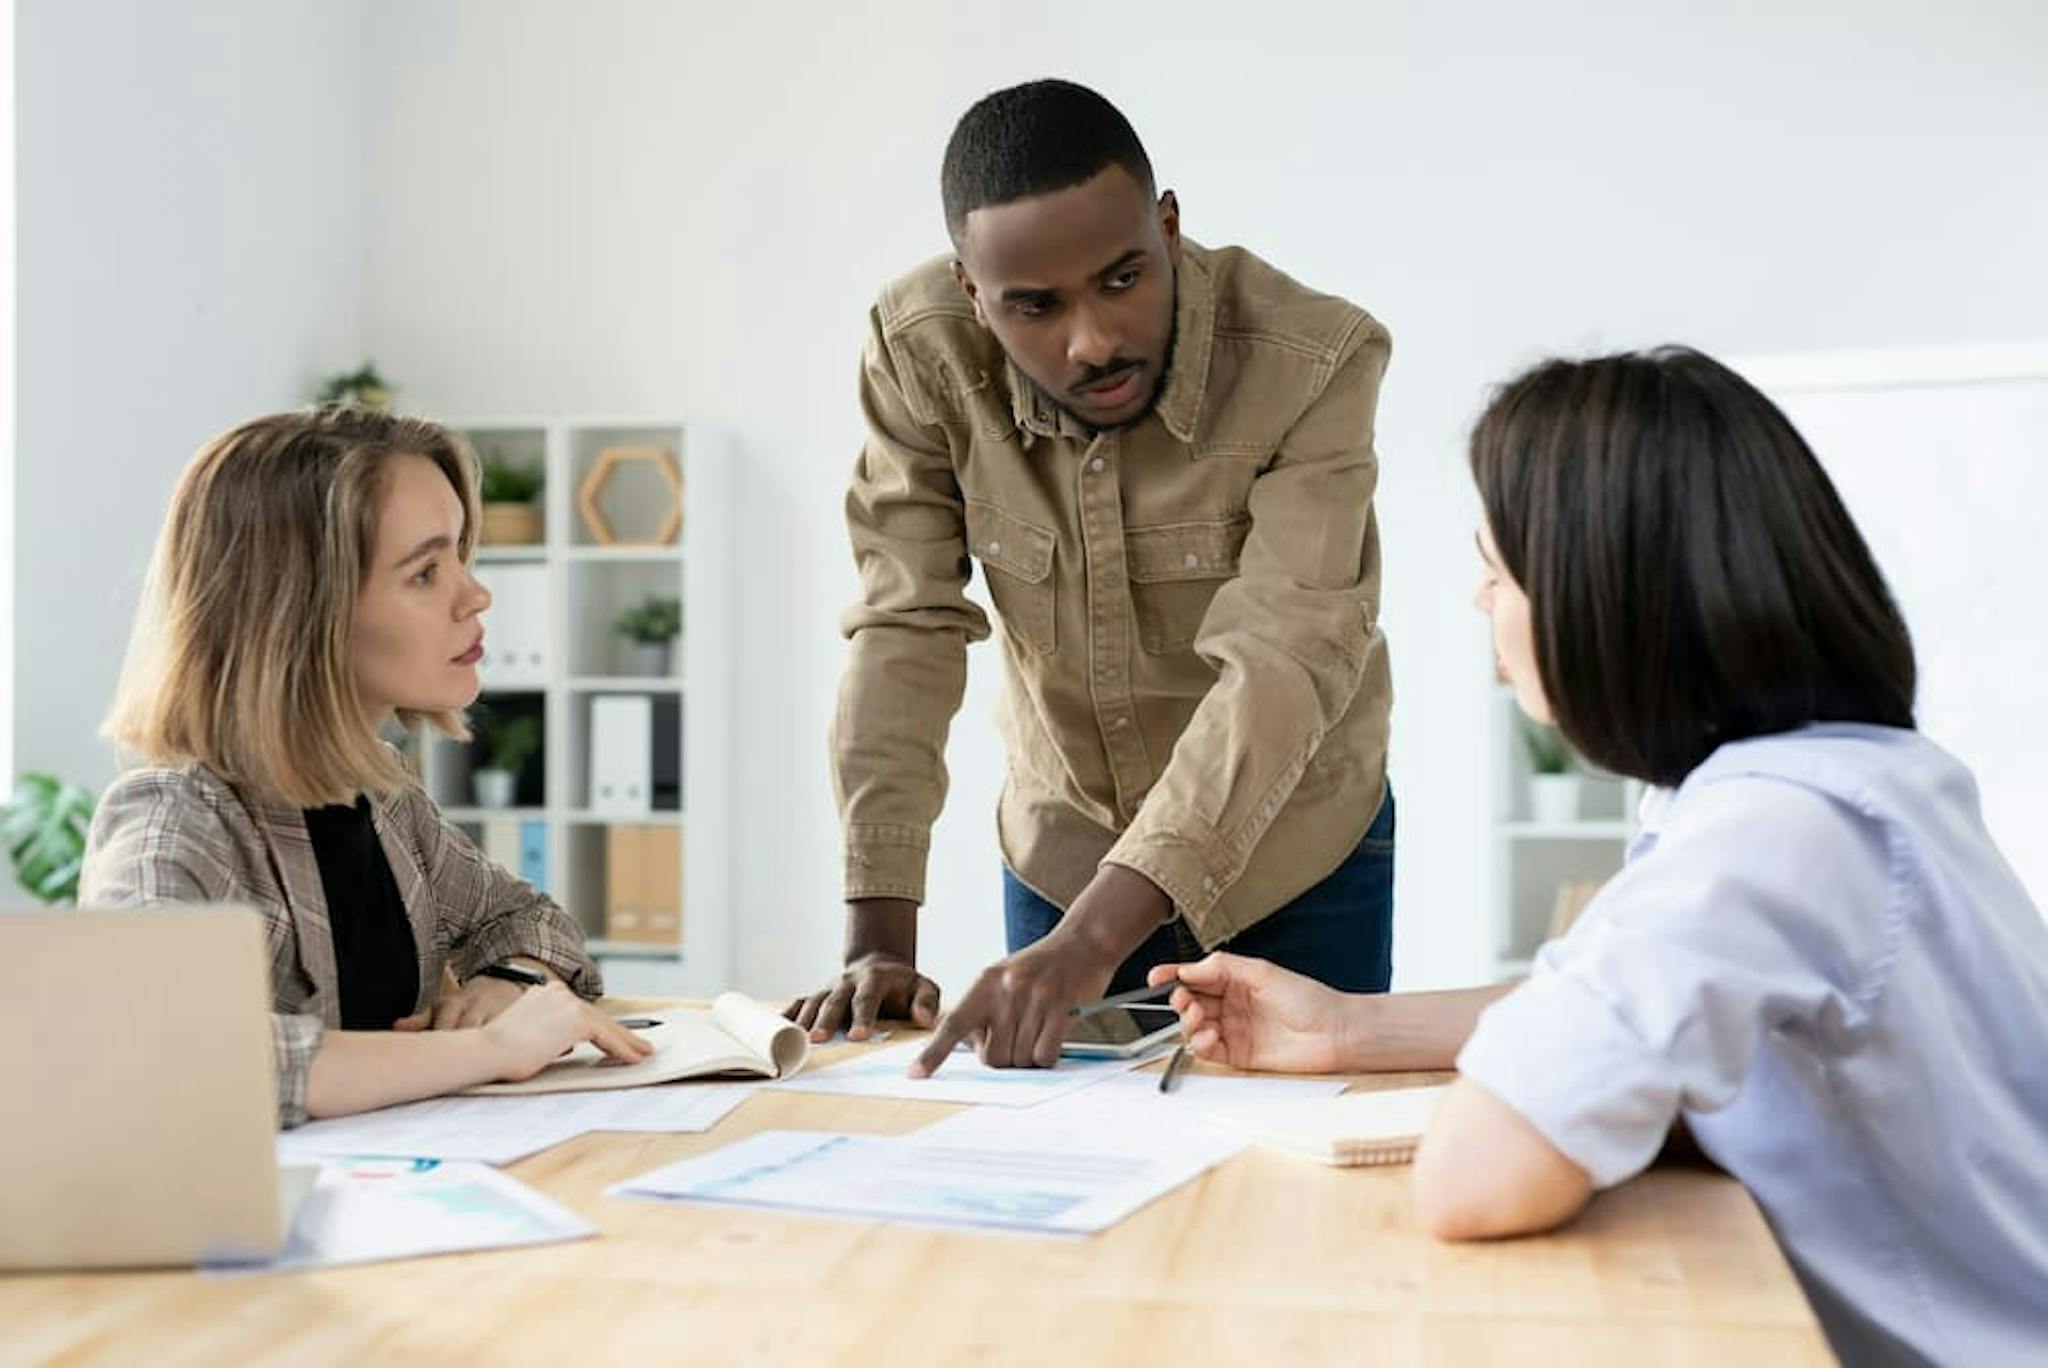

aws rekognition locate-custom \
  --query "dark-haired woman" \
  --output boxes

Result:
[1150,348,2048,1365]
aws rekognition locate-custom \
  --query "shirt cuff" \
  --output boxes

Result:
[1455,969,1679,1189]
[1101,835,1242,946]
[457,919,602,1000]
[272,1011,325,1130]
[843,822,930,904]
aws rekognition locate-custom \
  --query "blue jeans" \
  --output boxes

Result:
[1004,788,1395,996]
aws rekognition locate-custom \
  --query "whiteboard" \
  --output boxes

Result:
[1734,344,2048,912]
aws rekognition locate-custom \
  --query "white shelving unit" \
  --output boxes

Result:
[1487,683,1642,978]
[413,417,735,998]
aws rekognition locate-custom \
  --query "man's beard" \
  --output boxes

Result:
[1036,298,1180,436]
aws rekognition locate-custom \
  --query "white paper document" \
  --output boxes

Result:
[278,1084,758,1165]
[610,1114,1245,1236]
[767,1038,1162,1108]
[912,1070,1351,1149]
[205,1159,594,1275]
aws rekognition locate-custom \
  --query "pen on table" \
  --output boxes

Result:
[1068,978,1181,1019]
[614,1017,662,1029]
[1157,1042,1190,1094]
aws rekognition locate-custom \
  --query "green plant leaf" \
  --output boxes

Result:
[478,454,545,503]
[2,772,98,905]
[1518,718,1574,774]
[479,715,542,775]
[611,593,682,643]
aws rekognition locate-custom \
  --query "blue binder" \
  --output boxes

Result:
[519,820,549,893]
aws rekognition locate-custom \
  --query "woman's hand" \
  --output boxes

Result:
[478,982,654,1081]
[395,972,527,1031]
[1149,952,1353,1074]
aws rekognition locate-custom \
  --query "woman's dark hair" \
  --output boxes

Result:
[1470,345,1916,786]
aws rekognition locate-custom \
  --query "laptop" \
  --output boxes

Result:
[0,906,316,1269]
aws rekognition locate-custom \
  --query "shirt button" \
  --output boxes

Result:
[1201,876,1216,892]
[1107,716,1126,729]
[1261,802,1276,820]
[1183,553,1200,570]
[1089,457,1105,473]
[986,540,1000,556]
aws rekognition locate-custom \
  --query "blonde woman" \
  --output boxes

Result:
[82,407,650,1127]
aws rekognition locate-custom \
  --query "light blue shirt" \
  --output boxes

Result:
[1458,724,2048,1366]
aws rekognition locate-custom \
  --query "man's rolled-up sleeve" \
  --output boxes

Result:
[832,310,990,906]
[1107,319,1391,943]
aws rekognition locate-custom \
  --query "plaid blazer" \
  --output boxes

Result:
[80,763,602,1127]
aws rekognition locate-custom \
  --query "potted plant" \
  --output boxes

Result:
[472,715,540,809]
[1520,718,1581,823]
[314,361,392,411]
[613,593,682,676]
[0,772,99,904]
[478,450,546,546]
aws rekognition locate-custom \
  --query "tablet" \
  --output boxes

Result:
[1060,1002,1182,1058]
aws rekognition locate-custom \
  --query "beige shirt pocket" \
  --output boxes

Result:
[965,499,1057,654]
[1125,516,1251,653]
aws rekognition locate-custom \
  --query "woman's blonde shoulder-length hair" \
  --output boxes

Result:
[104,405,482,807]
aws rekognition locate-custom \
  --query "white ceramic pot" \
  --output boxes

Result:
[1529,773,1582,824]
[630,640,673,677]
[472,768,518,808]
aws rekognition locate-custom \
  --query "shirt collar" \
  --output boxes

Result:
[1636,785,1676,834]
[1626,785,1675,864]
[1005,241,1216,447]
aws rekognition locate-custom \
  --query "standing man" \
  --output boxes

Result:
[790,80,1394,1074]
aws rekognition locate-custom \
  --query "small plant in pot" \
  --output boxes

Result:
[1520,718,1582,824]
[472,715,540,809]
[477,450,545,546]
[314,361,392,411]
[613,594,682,677]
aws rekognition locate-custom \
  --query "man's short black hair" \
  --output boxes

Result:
[1470,346,1917,787]
[941,79,1155,246]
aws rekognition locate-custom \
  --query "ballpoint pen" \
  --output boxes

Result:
[1068,978,1181,1019]
[1157,1041,1190,1093]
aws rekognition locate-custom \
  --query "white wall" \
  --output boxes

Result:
[358,0,2048,1000]
[13,0,364,792]
[347,2,2048,997]
[24,3,2042,991]
[1,0,17,790]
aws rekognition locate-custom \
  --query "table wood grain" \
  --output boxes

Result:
[0,1003,1829,1367]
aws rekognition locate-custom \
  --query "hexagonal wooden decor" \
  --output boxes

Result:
[577,446,682,546]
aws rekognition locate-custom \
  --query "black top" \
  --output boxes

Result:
[303,796,419,1031]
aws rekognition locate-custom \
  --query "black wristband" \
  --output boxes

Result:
[474,962,548,989]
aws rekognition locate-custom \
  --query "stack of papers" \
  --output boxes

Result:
[612,1069,1345,1236]
[205,1159,594,1275]
[767,1039,1164,1107]
[611,1123,1240,1236]
[915,1069,1351,1146]
[278,1083,758,1165]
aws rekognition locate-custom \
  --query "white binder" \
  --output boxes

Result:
[476,564,548,688]
[588,695,653,815]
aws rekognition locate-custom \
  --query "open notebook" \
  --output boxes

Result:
[1223,1084,1448,1167]
[464,992,809,1096]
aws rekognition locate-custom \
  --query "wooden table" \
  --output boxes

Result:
[0,1013,1829,1367]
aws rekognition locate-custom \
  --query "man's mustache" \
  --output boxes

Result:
[1070,359,1142,396]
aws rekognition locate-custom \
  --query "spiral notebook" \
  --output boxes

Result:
[1226,1084,1448,1167]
